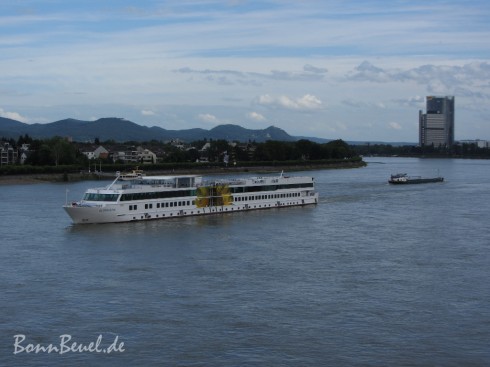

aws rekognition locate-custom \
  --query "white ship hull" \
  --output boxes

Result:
[64,173,319,224]
[64,194,318,224]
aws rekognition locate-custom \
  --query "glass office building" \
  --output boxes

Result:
[419,96,455,147]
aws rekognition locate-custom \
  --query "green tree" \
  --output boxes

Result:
[50,137,76,166]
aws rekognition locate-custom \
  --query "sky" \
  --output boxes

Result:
[1,0,490,142]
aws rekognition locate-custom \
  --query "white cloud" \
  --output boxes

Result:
[258,94,323,111]
[247,111,266,121]
[198,113,220,124]
[297,94,323,109]
[0,108,29,123]
[141,109,156,116]
[389,122,402,130]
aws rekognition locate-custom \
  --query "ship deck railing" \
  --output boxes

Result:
[102,175,301,191]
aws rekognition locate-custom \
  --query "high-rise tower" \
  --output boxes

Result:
[419,96,455,147]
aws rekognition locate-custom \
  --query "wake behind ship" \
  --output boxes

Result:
[64,172,319,224]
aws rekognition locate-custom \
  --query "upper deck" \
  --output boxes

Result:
[85,173,315,196]
[78,173,316,204]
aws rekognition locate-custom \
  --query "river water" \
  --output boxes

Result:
[1,157,489,366]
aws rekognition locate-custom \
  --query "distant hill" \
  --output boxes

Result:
[0,116,417,145]
[0,117,300,143]
[0,116,31,137]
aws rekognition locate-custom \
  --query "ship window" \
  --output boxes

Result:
[170,202,173,207]
[157,203,160,208]
[119,189,196,201]
[83,193,119,202]
[145,204,148,209]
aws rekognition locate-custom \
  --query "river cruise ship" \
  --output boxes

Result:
[64,172,319,224]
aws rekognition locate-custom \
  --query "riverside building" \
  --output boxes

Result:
[419,96,455,148]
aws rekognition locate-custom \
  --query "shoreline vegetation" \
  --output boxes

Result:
[0,158,366,185]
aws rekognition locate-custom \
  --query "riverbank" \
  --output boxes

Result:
[0,160,366,185]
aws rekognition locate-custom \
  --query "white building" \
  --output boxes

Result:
[82,146,109,160]
[111,146,156,164]
[0,142,18,165]
[458,140,490,148]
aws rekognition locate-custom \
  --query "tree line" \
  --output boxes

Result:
[353,142,490,158]
[1,135,359,170]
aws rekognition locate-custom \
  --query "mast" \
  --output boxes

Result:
[106,173,121,189]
